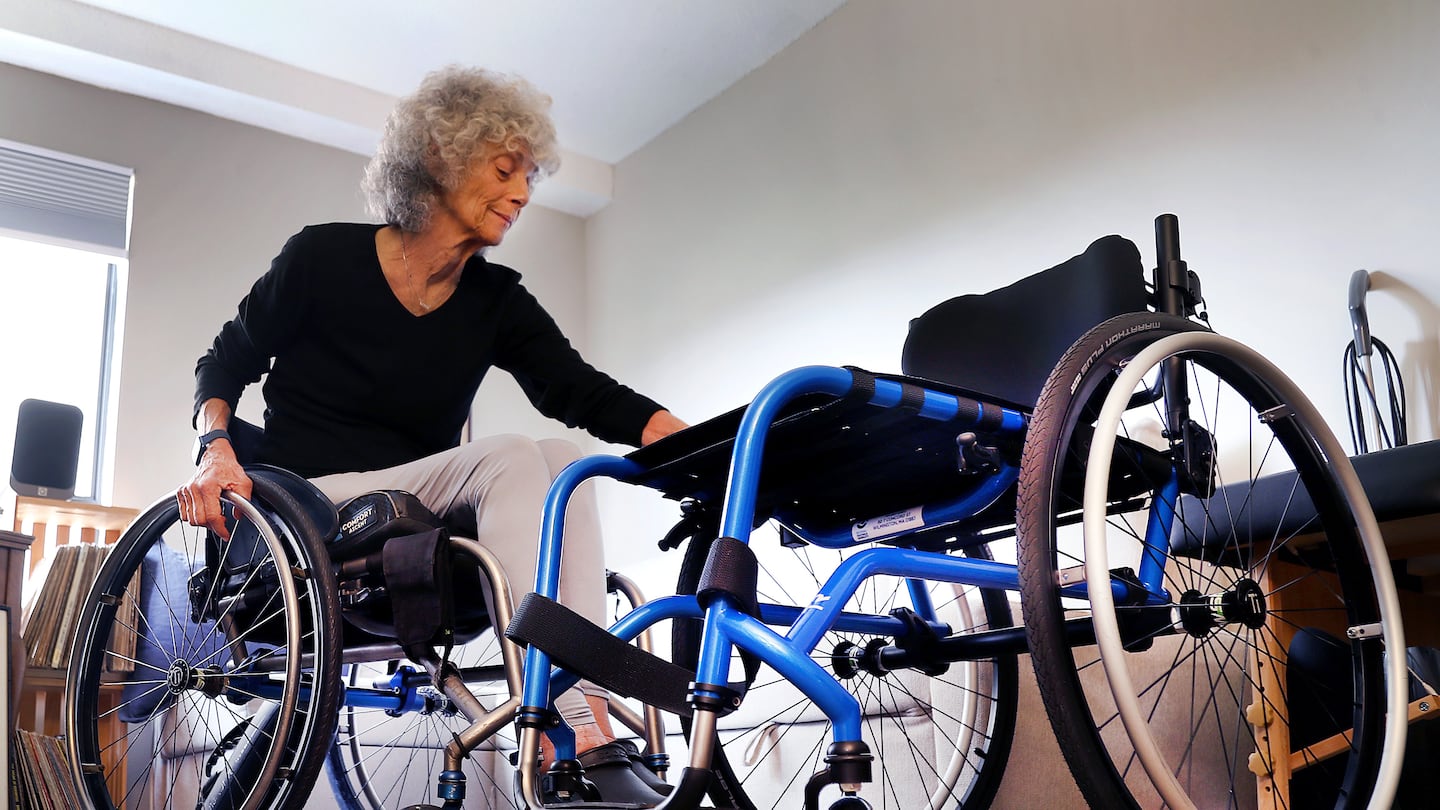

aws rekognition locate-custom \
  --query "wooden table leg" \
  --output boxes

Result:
[1248,561,1298,809]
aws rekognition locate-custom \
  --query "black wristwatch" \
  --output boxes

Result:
[193,429,231,465]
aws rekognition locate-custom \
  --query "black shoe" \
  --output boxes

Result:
[511,757,601,806]
[576,741,671,806]
[607,739,673,795]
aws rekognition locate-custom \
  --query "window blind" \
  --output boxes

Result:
[0,139,133,256]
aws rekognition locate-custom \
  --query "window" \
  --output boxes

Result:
[1,140,131,503]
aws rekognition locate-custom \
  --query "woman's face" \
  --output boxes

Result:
[436,143,537,247]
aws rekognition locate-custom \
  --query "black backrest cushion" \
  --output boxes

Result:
[901,235,1149,409]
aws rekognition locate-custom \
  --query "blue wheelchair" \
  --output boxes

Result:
[64,215,1410,810]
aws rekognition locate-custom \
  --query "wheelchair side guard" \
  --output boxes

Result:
[199,466,340,604]
[247,464,339,540]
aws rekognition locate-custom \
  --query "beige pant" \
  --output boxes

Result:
[310,434,607,727]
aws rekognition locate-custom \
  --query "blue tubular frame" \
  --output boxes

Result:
[781,465,1019,549]
[341,666,431,713]
[782,547,1019,652]
[519,454,645,759]
[716,367,1028,543]
[691,366,1034,753]
[234,667,431,715]
[516,363,1166,768]
[1137,476,1180,603]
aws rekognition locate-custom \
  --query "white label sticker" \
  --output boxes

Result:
[851,506,925,542]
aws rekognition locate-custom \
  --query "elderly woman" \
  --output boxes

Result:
[179,65,685,805]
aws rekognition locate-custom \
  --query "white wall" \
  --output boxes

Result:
[579,4,1440,804]
[0,63,589,510]
[585,0,1440,572]
[5,2,1439,803]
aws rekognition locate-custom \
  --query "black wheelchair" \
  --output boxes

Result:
[64,215,1412,810]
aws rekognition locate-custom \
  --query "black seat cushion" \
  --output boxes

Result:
[902,235,1150,409]
[330,490,443,561]
[330,490,493,646]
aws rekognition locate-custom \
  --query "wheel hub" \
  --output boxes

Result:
[166,660,228,698]
[417,686,459,716]
[165,660,191,694]
[830,640,892,680]
[1178,579,1268,638]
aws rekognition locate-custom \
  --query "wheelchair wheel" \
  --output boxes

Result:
[674,533,1017,810]
[326,636,518,810]
[65,482,342,810]
[1017,313,1405,809]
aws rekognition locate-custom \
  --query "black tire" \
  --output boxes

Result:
[674,531,1018,810]
[1017,313,1388,808]
[66,480,342,810]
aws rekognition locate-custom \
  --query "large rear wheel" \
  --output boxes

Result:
[1018,313,1404,809]
[66,481,341,810]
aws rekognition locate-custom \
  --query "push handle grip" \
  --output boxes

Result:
[1348,269,1373,357]
[1152,213,1189,440]
[1156,213,1182,267]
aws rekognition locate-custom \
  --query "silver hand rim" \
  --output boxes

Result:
[1082,330,1407,810]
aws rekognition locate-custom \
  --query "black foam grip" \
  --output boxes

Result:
[954,397,982,425]
[843,367,878,403]
[506,593,695,717]
[976,400,1005,431]
[898,382,927,412]
[695,537,759,618]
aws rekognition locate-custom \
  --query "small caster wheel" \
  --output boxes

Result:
[830,797,872,810]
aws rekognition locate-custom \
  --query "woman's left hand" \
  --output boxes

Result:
[640,409,688,446]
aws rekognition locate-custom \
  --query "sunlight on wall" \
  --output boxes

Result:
[0,233,124,503]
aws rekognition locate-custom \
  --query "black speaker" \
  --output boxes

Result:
[10,399,84,500]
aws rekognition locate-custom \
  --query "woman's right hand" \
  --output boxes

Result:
[177,438,252,540]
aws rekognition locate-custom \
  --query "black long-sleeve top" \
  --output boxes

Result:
[194,222,663,478]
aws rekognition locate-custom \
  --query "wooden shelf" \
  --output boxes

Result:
[9,496,141,803]
[12,496,138,578]
[0,528,33,736]
[21,666,126,688]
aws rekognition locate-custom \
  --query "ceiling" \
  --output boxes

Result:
[0,0,848,215]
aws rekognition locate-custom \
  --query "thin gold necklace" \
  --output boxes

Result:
[399,230,431,311]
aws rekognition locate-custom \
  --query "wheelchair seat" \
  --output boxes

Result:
[327,488,494,647]
[627,235,1154,545]
[331,488,443,560]
[628,371,1024,542]
[211,458,493,648]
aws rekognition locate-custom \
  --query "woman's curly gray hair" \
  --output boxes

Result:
[363,66,561,231]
